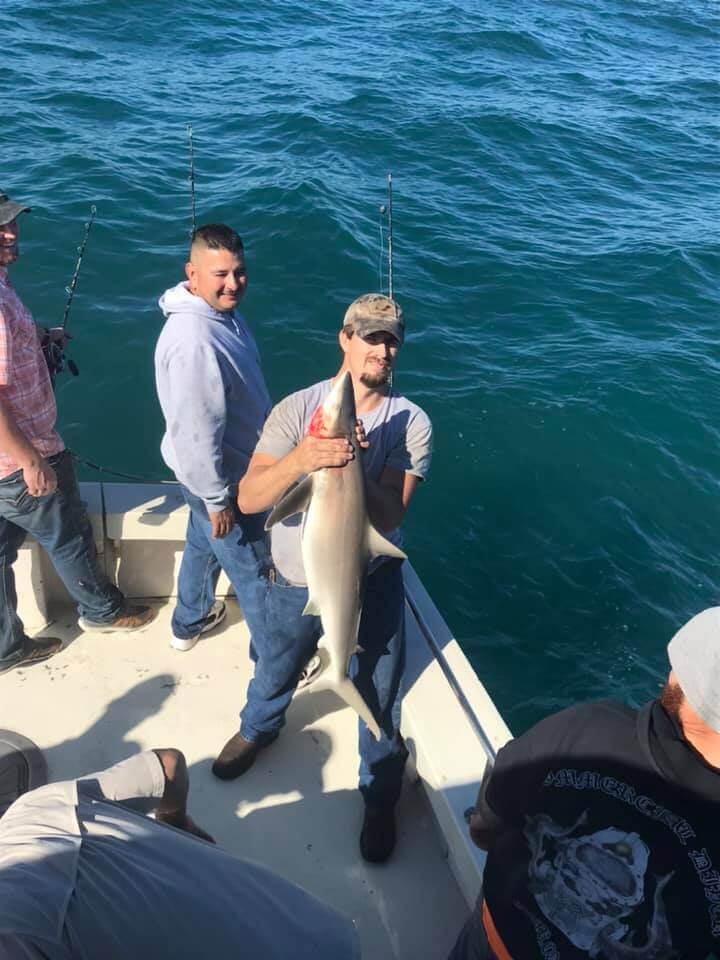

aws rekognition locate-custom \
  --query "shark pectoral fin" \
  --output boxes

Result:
[366,525,408,561]
[265,477,313,531]
[302,597,321,616]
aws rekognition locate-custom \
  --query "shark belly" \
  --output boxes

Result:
[301,464,381,738]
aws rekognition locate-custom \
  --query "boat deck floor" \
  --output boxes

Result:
[1,599,467,959]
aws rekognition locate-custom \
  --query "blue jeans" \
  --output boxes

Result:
[172,486,270,650]
[0,450,124,666]
[240,558,408,810]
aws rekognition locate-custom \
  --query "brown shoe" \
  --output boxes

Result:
[212,731,279,781]
[360,804,397,863]
[0,637,63,675]
[79,603,157,633]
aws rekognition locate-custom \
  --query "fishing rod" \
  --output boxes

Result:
[387,172,394,300]
[378,172,397,390]
[43,203,97,382]
[378,173,393,300]
[187,123,197,235]
[378,172,395,301]
[62,204,96,331]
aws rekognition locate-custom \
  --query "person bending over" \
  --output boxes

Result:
[0,748,359,958]
[451,608,720,960]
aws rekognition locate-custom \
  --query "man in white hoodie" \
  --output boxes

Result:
[155,224,271,652]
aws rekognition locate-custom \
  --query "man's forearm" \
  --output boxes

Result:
[0,392,41,467]
[238,452,304,514]
[239,436,359,515]
[242,461,404,529]
[153,748,189,825]
[366,475,405,532]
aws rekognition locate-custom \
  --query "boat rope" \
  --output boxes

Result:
[187,123,196,235]
[69,451,176,485]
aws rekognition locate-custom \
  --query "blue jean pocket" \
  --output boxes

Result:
[267,566,305,590]
[0,472,36,512]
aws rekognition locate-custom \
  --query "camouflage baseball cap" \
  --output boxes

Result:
[343,293,404,345]
[0,193,31,227]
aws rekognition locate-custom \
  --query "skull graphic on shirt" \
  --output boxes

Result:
[523,811,676,958]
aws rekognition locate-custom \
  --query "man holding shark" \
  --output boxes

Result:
[214,293,432,863]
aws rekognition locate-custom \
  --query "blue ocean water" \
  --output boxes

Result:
[3,0,719,732]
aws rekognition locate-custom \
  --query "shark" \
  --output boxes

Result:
[265,371,407,740]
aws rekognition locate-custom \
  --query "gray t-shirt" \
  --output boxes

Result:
[0,752,359,959]
[256,379,433,585]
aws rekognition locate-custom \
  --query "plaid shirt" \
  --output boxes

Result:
[0,267,64,479]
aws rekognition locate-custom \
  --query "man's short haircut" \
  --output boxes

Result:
[190,224,244,258]
[341,324,355,340]
[667,607,720,732]
[660,679,685,722]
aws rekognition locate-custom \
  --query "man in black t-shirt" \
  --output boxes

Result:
[450,608,720,960]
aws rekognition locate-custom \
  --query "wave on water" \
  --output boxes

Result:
[3,0,719,730]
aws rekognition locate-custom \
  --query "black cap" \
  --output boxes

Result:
[0,193,31,227]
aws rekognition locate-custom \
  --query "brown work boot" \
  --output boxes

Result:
[212,731,279,781]
[0,637,63,675]
[79,603,157,633]
[360,804,397,863]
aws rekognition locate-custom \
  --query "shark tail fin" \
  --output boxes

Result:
[310,655,382,741]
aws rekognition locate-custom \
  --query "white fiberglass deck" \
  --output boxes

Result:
[1,483,512,959]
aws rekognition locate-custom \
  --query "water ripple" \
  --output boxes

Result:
[3,0,718,731]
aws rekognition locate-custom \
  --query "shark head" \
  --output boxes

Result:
[308,371,357,440]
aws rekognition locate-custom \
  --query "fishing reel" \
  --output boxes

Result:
[41,327,79,384]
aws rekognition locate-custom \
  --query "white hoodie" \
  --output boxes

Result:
[155,282,271,511]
